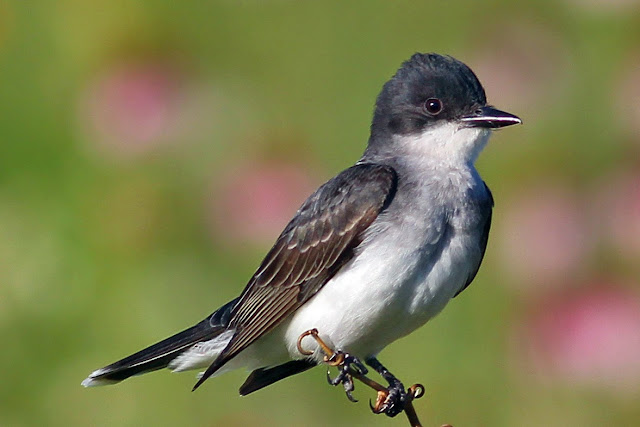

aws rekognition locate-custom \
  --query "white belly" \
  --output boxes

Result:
[280,216,480,362]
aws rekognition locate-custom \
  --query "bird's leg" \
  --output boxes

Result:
[365,357,417,418]
[297,328,367,402]
[297,329,427,427]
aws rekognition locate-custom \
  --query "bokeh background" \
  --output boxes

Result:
[1,1,640,426]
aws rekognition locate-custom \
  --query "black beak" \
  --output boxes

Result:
[461,106,522,129]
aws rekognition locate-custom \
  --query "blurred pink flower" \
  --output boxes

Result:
[497,185,591,290]
[516,283,640,393]
[592,170,640,257]
[471,21,570,117]
[80,61,186,157]
[209,160,318,245]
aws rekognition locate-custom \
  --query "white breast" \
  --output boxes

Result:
[276,124,492,365]
[281,168,487,362]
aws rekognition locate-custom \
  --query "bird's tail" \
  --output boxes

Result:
[82,298,238,387]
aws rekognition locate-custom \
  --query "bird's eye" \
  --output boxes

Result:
[423,98,443,115]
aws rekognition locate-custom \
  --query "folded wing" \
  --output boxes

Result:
[193,163,397,390]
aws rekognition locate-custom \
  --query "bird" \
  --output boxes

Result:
[82,53,521,417]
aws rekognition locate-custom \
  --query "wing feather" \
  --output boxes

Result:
[192,164,397,390]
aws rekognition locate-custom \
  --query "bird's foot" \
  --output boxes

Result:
[370,382,424,418]
[296,328,367,402]
[296,329,427,426]
[325,351,368,402]
[370,378,407,417]
[365,356,425,418]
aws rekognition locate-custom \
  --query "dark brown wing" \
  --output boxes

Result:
[193,163,397,389]
[454,182,493,297]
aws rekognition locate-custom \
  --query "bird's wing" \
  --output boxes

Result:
[454,182,493,297]
[193,163,397,389]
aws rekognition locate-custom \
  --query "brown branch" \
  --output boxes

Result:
[297,329,438,427]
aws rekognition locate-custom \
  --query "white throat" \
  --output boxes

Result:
[397,122,491,167]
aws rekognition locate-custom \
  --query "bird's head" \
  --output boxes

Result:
[367,53,521,165]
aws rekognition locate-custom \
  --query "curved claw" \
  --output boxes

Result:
[327,367,359,402]
[369,383,408,418]
[344,387,358,403]
[369,390,390,414]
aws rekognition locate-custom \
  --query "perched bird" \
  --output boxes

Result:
[83,53,521,417]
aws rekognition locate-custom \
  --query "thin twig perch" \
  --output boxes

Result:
[296,328,431,427]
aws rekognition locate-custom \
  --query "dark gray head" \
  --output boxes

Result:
[366,53,520,161]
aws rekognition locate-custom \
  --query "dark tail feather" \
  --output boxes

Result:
[238,359,317,395]
[82,298,238,387]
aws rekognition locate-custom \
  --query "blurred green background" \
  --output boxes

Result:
[2,1,640,426]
